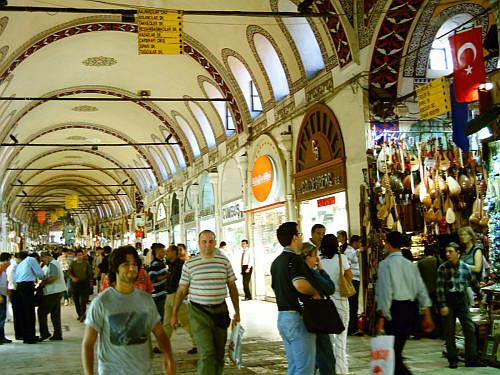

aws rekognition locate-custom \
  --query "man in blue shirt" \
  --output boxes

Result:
[375,231,433,375]
[437,242,486,369]
[15,251,46,344]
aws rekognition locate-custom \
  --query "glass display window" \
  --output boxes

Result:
[299,192,348,237]
[252,206,286,298]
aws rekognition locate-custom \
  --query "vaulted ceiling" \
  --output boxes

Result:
[0,0,495,229]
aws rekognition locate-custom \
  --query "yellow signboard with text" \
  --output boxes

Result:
[137,9,183,55]
[65,195,79,209]
[416,77,451,120]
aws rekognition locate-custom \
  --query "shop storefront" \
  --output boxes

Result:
[171,193,181,244]
[184,185,197,255]
[220,158,246,273]
[199,173,216,233]
[293,104,348,237]
[247,136,287,299]
[156,202,169,245]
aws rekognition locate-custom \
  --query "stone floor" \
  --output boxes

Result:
[1,298,499,374]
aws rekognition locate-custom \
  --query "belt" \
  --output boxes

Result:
[17,281,34,284]
[191,301,225,309]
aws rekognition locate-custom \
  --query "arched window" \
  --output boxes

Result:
[203,81,235,136]
[160,129,187,169]
[187,101,216,149]
[149,147,169,180]
[153,137,177,175]
[227,56,262,119]
[174,115,201,157]
[428,14,474,78]
[254,34,290,101]
[278,0,324,79]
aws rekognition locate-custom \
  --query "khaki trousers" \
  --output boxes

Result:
[163,293,195,346]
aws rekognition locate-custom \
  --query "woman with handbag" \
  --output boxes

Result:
[320,234,353,375]
[300,243,336,375]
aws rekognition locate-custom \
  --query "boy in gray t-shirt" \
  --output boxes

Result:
[82,246,175,375]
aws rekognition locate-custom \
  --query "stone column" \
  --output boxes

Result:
[0,212,7,253]
[279,131,296,222]
[235,153,249,238]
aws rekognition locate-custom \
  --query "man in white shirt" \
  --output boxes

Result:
[38,251,67,341]
[344,235,364,336]
[240,239,254,300]
[307,224,325,250]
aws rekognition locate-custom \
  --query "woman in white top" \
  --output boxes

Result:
[320,234,353,375]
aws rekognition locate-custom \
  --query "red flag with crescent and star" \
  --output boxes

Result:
[449,28,486,102]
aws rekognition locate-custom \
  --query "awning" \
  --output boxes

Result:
[465,103,500,136]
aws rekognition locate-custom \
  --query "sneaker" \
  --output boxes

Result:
[187,347,198,354]
[354,330,365,337]
[449,361,458,369]
[79,314,86,322]
[0,338,12,344]
[64,300,69,306]
[153,346,162,353]
[38,334,51,342]
[50,336,63,341]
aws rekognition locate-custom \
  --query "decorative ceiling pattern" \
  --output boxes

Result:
[0,0,491,228]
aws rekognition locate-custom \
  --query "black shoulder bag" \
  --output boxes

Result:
[288,255,345,334]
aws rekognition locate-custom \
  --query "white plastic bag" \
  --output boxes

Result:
[370,335,395,375]
[229,321,245,369]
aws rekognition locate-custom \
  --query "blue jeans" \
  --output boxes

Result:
[442,292,479,364]
[277,311,316,375]
[0,295,6,339]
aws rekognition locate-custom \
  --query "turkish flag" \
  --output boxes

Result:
[449,28,486,102]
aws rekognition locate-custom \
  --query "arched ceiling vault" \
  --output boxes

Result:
[3,0,480,226]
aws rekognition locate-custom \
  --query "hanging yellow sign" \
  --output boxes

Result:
[56,208,64,217]
[50,212,58,221]
[65,195,79,209]
[416,77,451,120]
[137,9,183,55]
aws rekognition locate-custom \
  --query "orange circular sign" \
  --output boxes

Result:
[251,155,274,202]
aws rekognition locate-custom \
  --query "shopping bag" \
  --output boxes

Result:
[370,335,395,375]
[228,320,245,369]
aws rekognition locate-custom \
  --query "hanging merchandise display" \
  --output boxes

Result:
[362,130,492,335]
[484,140,500,276]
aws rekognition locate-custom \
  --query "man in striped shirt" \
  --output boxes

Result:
[170,230,240,375]
[147,243,168,322]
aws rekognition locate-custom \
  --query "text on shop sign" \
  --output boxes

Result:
[317,196,335,207]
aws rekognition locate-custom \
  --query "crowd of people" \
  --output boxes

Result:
[0,222,497,374]
[271,222,497,375]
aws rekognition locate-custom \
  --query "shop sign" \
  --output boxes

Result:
[317,196,335,207]
[157,203,166,221]
[200,205,214,218]
[251,155,274,202]
[294,160,346,201]
[184,211,195,224]
[222,199,243,223]
[37,211,45,224]
[137,9,184,55]
[135,226,144,238]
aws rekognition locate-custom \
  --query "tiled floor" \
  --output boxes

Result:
[1,299,499,374]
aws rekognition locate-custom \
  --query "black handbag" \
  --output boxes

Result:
[302,297,345,334]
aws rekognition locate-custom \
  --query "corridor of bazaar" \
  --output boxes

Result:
[2,0,500,373]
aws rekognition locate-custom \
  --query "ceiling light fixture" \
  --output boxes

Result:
[10,134,18,144]
[121,179,128,184]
